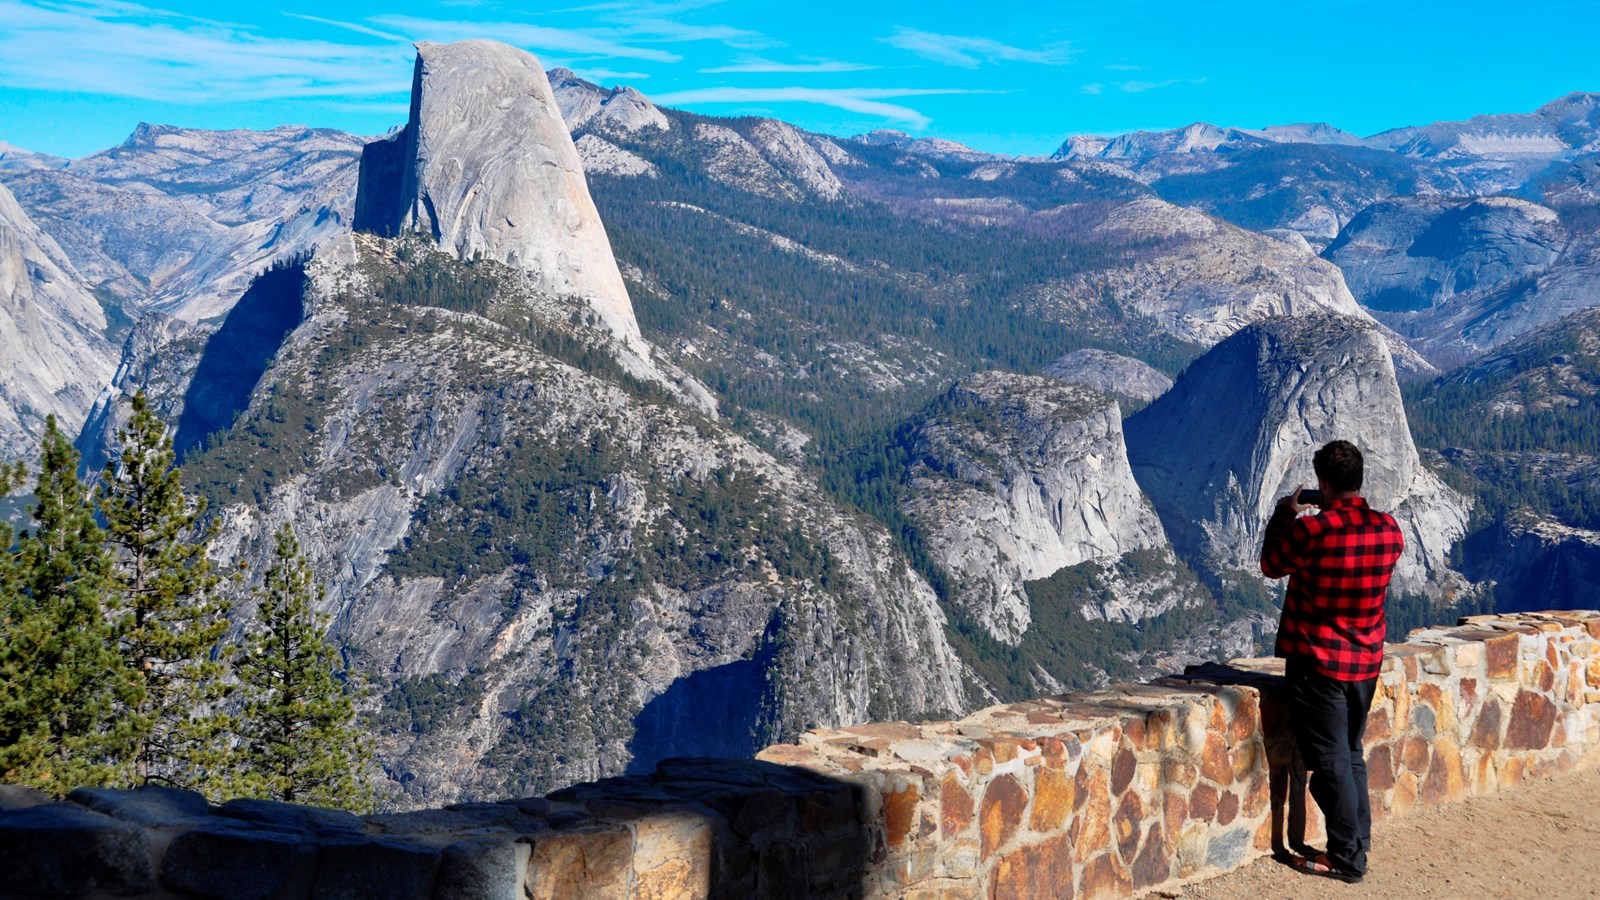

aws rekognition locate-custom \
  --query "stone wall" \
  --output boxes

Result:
[2,611,1597,899]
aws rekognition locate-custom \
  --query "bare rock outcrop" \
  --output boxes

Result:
[901,372,1171,642]
[1124,314,1470,601]
[1043,349,1173,404]
[353,41,644,352]
[0,181,114,459]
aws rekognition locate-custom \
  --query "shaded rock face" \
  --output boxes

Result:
[1043,349,1173,404]
[1124,315,1469,600]
[353,41,643,351]
[1458,516,1600,614]
[1326,196,1564,313]
[0,181,114,460]
[901,373,1170,642]
[74,313,209,475]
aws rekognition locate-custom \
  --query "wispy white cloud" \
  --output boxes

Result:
[650,85,996,130]
[284,13,408,44]
[1118,77,1206,92]
[0,0,411,102]
[700,55,874,74]
[369,14,683,63]
[882,27,1073,68]
[573,67,650,83]
[1081,83,1104,95]
[1103,63,1143,71]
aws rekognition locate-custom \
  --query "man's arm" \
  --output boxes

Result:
[1261,492,1312,579]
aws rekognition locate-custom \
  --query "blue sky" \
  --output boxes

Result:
[1,0,1597,159]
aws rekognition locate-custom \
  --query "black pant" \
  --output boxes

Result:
[1285,656,1378,875]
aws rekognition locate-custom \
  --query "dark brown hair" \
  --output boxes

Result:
[1313,440,1364,493]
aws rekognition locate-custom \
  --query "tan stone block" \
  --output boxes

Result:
[975,747,995,776]
[1029,766,1074,833]
[1391,772,1419,817]
[979,774,1027,860]
[990,833,1074,900]
[1176,822,1207,878]
[1453,642,1485,671]
[1473,751,1497,793]
[1366,744,1395,791]
[1469,698,1503,751]
[1229,739,1259,782]
[1243,771,1269,817]
[1420,739,1464,807]
[1162,759,1198,789]
[1587,658,1600,688]
[1079,852,1132,900]
[1199,733,1233,787]
[978,737,1018,765]
[1073,769,1112,864]
[1500,755,1526,787]
[1144,708,1177,752]
[1586,691,1600,705]
[1529,660,1556,693]
[1365,706,1392,742]
[1228,691,1260,746]
[528,827,632,900]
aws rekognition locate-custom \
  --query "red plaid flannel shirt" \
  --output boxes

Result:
[1260,496,1404,681]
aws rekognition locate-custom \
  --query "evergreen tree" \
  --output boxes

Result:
[0,418,142,790]
[230,524,372,809]
[98,391,232,787]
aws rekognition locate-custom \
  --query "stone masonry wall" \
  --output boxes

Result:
[2,611,1597,899]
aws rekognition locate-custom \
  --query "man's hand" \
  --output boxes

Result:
[1277,485,1314,516]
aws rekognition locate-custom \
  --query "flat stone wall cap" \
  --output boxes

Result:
[312,835,441,900]
[160,822,304,900]
[69,784,212,825]
[0,801,156,896]
[220,798,366,837]
[650,757,769,786]
[367,805,543,836]
[435,836,530,900]
[0,784,49,811]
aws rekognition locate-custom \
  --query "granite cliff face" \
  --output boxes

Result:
[1124,315,1470,601]
[190,233,968,804]
[899,373,1175,642]
[354,41,644,352]
[0,181,114,459]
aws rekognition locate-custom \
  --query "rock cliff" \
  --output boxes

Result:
[1043,349,1173,404]
[353,41,644,353]
[0,181,114,460]
[190,233,969,804]
[1124,314,1470,601]
[899,373,1174,642]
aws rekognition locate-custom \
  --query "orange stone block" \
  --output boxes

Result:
[1229,692,1260,746]
[990,833,1074,900]
[1485,633,1520,679]
[1079,852,1132,900]
[1110,748,1137,796]
[980,774,1028,860]
[1030,766,1076,833]
[1130,823,1170,890]
[1506,690,1558,750]
[1199,733,1233,787]
[934,768,972,839]
[1243,771,1269,817]
[1216,790,1239,826]
[1365,707,1392,742]
[1229,739,1259,782]
[1112,792,1143,863]
[1501,756,1527,787]
[1420,739,1464,807]
[1189,784,1218,823]
[882,785,921,849]
[1162,759,1198,789]
[1074,769,1113,864]
[1400,736,1431,775]
[1163,793,1187,842]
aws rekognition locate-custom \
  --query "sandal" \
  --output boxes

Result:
[1291,852,1364,884]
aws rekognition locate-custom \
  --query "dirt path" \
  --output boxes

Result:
[1172,763,1600,899]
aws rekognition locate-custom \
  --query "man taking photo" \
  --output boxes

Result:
[1260,439,1405,884]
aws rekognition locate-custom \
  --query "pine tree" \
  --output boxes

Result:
[98,391,232,787]
[0,418,142,790]
[230,524,372,809]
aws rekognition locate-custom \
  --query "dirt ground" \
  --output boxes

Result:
[1170,762,1600,899]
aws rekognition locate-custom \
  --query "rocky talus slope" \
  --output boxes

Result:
[0,180,114,459]
[1124,314,1471,601]
[898,373,1175,643]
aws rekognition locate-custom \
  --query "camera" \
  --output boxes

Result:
[1297,488,1324,507]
